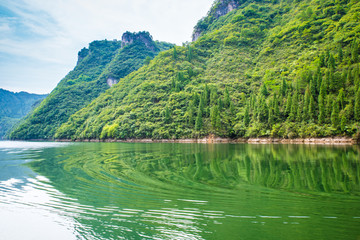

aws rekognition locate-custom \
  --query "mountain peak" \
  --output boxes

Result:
[121,31,157,51]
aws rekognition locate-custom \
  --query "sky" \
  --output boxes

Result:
[0,0,214,94]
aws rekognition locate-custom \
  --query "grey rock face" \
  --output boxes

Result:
[121,31,156,51]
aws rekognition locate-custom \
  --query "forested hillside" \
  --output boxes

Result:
[55,0,360,141]
[9,32,173,139]
[0,89,46,138]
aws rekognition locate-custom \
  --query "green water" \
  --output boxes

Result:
[0,141,359,240]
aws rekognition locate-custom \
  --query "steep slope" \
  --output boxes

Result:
[0,89,47,138]
[56,0,360,140]
[9,32,173,140]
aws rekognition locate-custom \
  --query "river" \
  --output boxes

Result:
[0,141,359,239]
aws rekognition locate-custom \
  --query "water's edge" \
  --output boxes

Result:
[51,136,357,145]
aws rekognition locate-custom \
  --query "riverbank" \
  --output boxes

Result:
[55,136,358,145]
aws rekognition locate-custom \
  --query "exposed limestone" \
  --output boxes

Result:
[106,78,118,87]
[121,31,156,51]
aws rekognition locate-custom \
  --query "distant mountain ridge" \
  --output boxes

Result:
[0,88,47,138]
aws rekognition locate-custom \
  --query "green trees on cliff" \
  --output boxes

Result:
[9,0,360,140]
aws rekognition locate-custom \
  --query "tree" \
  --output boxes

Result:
[318,95,325,124]
[351,39,359,63]
[303,87,310,122]
[340,112,346,131]
[218,98,224,112]
[310,78,317,99]
[309,95,315,122]
[144,56,152,65]
[199,94,205,115]
[280,79,287,96]
[244,105,250,127]
[337,88,345,110]
[258,96,268,123]
[260,83,269,97]
[193,93,200,106]
[289,91,298,122]
[195,107,203,131]
[326,95,333,122]
[285,92,292,116]
[355,88,360,121]
[328,53,336,70]
[210,88,218,106]
[210,105,220,130]
[346,67,353,87]
[164,106,171,123]
[273,94,280,120]
[354,65,360,90]
[268,103,274,126]
[230,101,235,117]
[331,100,340,129]
[316,68,322,93]
[187,45,193,62]
[203,85,210,105]
[173,46,178,59]
[187,101,195,126]
[224,87,231,108]
[171,78,176,90]
[328,70,336,92]
[338,44,343,63]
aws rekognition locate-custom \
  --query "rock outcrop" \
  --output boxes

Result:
[106,78,118,87]
[121,31,157,51]
[192,0,241,41]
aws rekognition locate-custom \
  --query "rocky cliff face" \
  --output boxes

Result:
[213,0,240,18]
[77,47,89,65]
[121,31,157,51]
[192,0,241,41]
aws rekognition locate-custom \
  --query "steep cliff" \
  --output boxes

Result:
[9,32,173,140]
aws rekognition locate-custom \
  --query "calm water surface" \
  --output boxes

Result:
[0,141,359,239]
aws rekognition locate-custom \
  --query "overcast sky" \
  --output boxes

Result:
[0,0,214,94]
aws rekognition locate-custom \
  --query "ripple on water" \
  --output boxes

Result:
[1,142,360,240]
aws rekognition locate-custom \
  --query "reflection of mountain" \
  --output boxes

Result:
[30,143,360,201]
[27,143,360,239]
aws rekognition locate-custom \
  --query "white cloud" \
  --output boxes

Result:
[0,0,214,94]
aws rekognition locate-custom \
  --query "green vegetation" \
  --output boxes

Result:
[0,88,46,138]
[53,0,360,141]
[9,32,173,140]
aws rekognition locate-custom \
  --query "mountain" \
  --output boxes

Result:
[14,0,360,140]
[0,89,47,138]
[55,0,360,140]
[9,32,173,140]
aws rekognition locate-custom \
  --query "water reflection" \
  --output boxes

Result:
[37,143,360,195]
[1,142,360,239]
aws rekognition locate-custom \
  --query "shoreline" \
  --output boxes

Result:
[53,136,358,145]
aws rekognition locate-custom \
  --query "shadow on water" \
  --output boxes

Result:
[23,143,360,240]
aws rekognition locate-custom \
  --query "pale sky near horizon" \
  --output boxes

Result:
[0,0,214,94]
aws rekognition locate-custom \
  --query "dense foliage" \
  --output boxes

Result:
[9,33,173,140]
[0,89,46,138]
[54,0,360,141]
